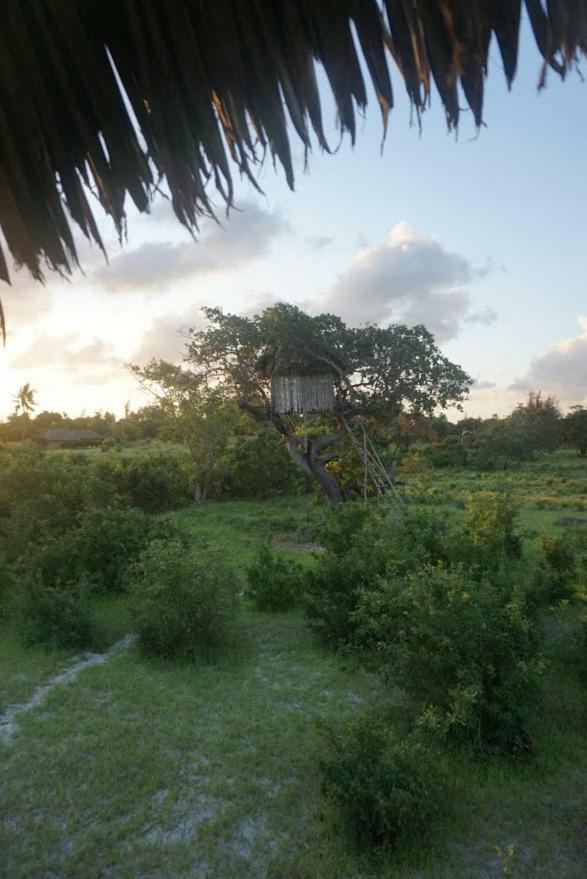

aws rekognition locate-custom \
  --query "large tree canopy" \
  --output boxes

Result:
[0,0,585,305]
[186,304,471,503]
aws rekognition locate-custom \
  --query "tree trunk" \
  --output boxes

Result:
[285,435,343,505]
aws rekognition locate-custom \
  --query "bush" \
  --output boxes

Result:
[312,501,372,555]
[246,544,305,612]
[449,492,522,576]
[29,506,180,594]
[305,507,450,647]
[17,574,95,650]
[304,547,388,647]
[0,552,14,623]
[218,431,304,499]
[533,534,576,606]
[355,564,543,753]
[130,540,237,660]
[117,452,193,512]
[466,491,521,554]
[320,714,444,847]
[421,437,467,469]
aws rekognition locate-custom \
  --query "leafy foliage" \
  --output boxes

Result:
[115,452,193,512]
[320,714,444,846]
[219,430,304,498]
[26,507,181,595]
[305,505,450,647]
[470,394,562,470]
[533,534,577,606]
[129,360,238,502]
[562,406,587,456]
[0,552,14,623]
[130,541,237,660]
[355,564,543,753]
[455,491,522,570]
[246,544,305,612]
[186,304,471,503]
[17,574,94,651]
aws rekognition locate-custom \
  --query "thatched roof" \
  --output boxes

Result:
[1,0,585,335]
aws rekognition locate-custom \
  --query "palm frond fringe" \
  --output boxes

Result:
[0,0,585,290]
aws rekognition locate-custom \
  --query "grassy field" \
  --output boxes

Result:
[403,449,587,532]
[0,452,586,878]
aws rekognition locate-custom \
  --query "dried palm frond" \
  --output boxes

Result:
[0,0,585,334]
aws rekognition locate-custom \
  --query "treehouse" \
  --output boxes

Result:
[271,371,335,415]
[256,347,339,416]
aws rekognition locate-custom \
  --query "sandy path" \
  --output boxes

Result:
[0,634,135,744]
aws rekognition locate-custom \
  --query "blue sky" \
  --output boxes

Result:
[1,16,585,419]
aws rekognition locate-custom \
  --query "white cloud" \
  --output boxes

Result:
[306,235,333,250]
[94,201,290,293]
[131,312,202,364]
[473,379,496,389]
[509,316,587,403]
[1,271,56,334]
[11,333,123,381]
[322,222,491,340]
[465,307,498,326]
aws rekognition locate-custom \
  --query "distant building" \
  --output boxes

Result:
[40,429,103,448]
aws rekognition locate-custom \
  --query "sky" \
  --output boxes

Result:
[1,15,586,421]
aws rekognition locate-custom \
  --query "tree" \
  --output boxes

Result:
[510,392,561,453]
[129,360,238,502]
[185,304,471,504]
[31,411,67,434]
[562,406,587,456]
[13,382,36,416]
[13,382,37,441]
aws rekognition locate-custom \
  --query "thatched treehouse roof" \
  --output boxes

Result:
[0,0,585,334]
[256,347,346,380]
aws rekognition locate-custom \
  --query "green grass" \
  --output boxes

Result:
[403,448,587,535]
[1,604,584,878]
[175,495,312,574]
[1,454,586,877]
[0,613,386,879]
[0,629,70,713]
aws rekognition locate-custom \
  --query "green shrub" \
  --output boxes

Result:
[17,574,94,650]
[448,492,522,578]
[305,507,450,647]
[117,452,193,512]
[421,437,467,469]
[245,544,305,612]
[533,534,576,606]
[29,507,180,594]
[130,540,237,660]
[320,714,444,846]
[0,447,90,529]
[466,491,521,556]
[0,552,14,623]
[355,564,543,753]
[219,431,304,499]
[312,501,372,555]
[304,548,386,647]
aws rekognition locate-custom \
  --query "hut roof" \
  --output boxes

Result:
[0,0,585,331]
[41,428,103,443]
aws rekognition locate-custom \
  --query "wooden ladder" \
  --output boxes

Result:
[342,418,405,509]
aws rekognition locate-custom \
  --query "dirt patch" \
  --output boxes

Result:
[272,533,325,553]
[142,793,224,845]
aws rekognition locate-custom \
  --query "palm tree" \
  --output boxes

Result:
[13,382,37,441]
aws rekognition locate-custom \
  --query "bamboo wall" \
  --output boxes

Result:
[271,373,335,414]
